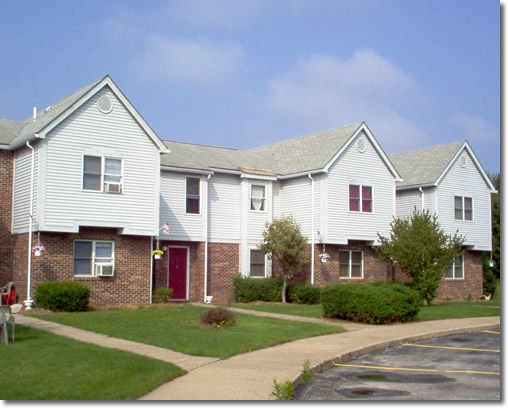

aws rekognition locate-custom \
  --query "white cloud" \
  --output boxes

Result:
[132,35,244,87]
[262,49,428,151]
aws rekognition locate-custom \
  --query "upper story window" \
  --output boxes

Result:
[186,177,200,214]
[339,250,364,278]
[455,196,473,221]
[83,155,123,194]
[446,254,464,279]
[251,185,266,211]
[349,185,372,212]
[249,249,266,277]
[74,240,115,277]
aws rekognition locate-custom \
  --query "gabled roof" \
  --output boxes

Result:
[0,75,168,152]
[389,140,496,192]
[161,121,401,180]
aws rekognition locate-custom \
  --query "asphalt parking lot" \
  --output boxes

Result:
[294,329,501,401]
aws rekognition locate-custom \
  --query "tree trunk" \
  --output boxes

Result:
[282,275,287,303]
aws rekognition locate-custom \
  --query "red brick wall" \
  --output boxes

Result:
[207,242,239,304]
[0,150,13,286]
[11,228,152,306]
[435,250,483,301]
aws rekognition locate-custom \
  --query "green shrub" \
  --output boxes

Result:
[232,275,282,303]
[483,265,497,297]
[152,287,173,303]
[36,281,91,312]
[287,283,321,304]
[321,282,421,324]
[200,306,236,328]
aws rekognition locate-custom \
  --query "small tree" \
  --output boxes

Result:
[375,209,465,304]
[258,215,308,303]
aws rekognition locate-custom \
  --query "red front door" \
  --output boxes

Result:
[168,247,188,300]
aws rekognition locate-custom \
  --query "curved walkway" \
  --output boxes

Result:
[15,310,500,400]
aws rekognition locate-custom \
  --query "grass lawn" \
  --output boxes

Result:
[31,304,344,359]
[0,326,185,400]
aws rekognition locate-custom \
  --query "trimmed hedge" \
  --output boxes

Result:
[287,283,321,304]
[232,276,282,303]
[321,282,421,324]
[35,281,91,312]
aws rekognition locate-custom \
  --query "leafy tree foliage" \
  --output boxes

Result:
[258,215,308,303]
[484,172,500,280]
[375,209,465,304]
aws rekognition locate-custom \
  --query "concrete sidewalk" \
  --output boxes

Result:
[15,310,500,400]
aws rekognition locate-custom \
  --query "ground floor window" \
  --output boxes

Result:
[446,254,464,279]
[74,240,115,276]
[250,249,266,277]
[339,250,363,278]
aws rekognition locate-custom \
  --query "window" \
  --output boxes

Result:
[74,240,114,276]
[186,177,200,214]
[454,196,473,221]
[446,254,464,279]
[251,185,266,211]
[339,250,363,278]
[83,156,123,193]
[349,185,372,212]
[250,250,266,277]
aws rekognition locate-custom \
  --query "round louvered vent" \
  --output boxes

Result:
[459,154,468,168]
[97,96,113,113]
[356,138,366,153]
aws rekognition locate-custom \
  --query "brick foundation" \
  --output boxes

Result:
[11,228,152,306]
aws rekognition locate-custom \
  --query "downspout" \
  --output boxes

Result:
[204,174,211,303]
[419,187,425,210]
[308,174,315,285]
[25,141,35,309]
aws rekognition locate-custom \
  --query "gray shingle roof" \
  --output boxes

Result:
[388,141,465,188]
[161,122,364,176]
[0,76,105,148]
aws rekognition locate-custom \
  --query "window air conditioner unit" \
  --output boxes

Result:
[105,182,122,194]
[96,264,114,276]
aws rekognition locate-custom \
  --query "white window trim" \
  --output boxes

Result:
[185,176,201,215]
[454,195,474,221]
[74,240,115,277]
[348,184,373,213]
[250,184,267,212]
[83,155,124,194]
[446,254,465,280]
[339,250,364,279]
[249,248,267,278]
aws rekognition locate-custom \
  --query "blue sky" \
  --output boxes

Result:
[0,0,500,174]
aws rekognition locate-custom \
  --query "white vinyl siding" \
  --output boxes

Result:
[277,175,321,240]
[327,136,396,243]
[12,145,40,232]
[40,88,161,236]
[208,174,241,242]
[160,172,204,241]
[435,150,492,250]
